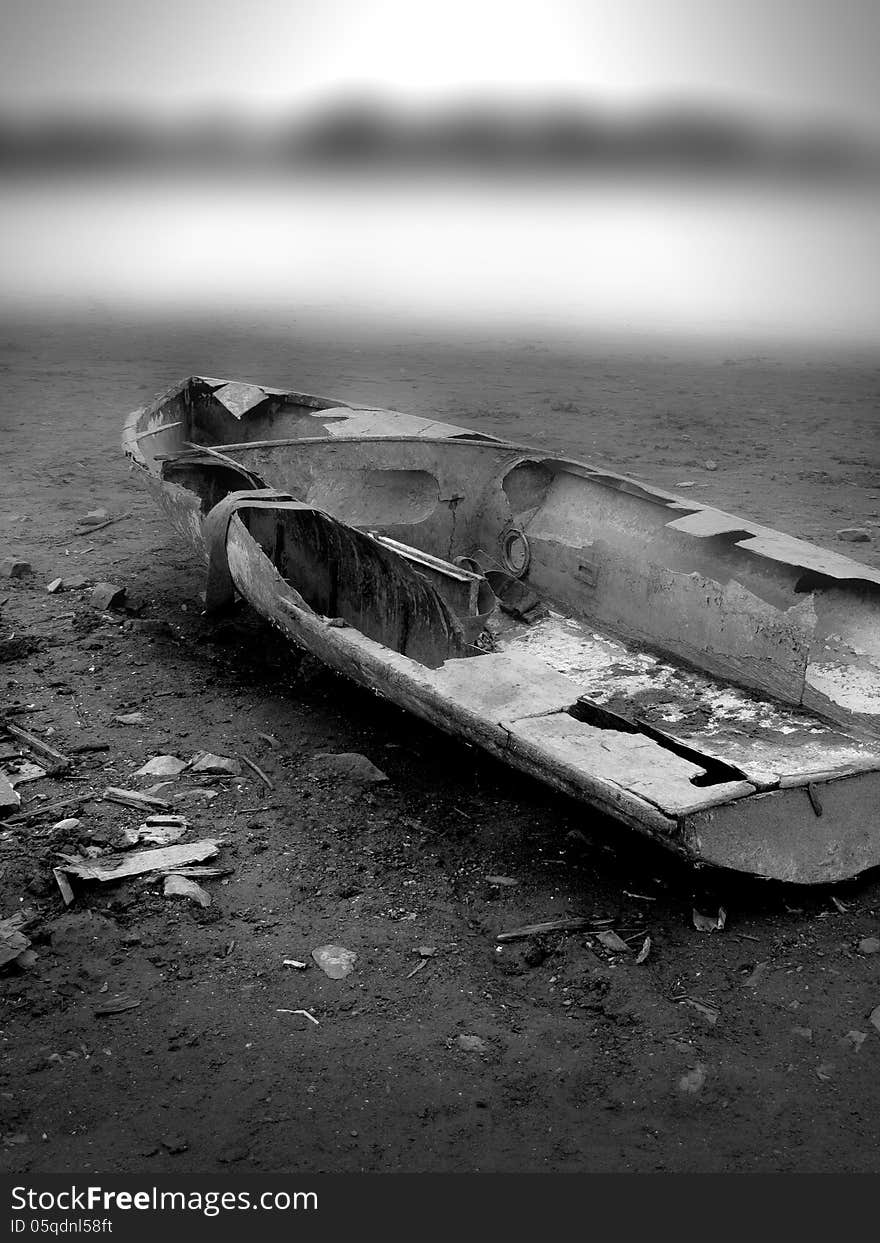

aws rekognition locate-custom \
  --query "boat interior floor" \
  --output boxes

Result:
[493,607,880,790]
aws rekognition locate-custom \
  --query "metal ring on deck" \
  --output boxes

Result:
[500,526,530,577]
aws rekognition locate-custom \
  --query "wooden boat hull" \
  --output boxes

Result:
[123,376,880,883]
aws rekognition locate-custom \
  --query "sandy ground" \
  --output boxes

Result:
[1,311,880,1173]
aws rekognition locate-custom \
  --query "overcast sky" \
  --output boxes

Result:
[2,0,879,133]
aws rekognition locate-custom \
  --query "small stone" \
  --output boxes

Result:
[135,755,187,778]
[52,818,81,832]
[417,946,438,958]
[836,528,870,543]
[46,578,64,593]
[840,1030,866,1052]
[857,937,880,955]
[703,459,718,471]
[679,1063,707,1094]
[91,582,126,611]
[189,751,241,776]
[791,1026,813,1042]
[1,558,31,578]
[311,944,356,979]
[455,1034,487,1054]
[312,752,388,785]
[113,712,147,726]
[163,875,211,908]
[161,1135,189,1155]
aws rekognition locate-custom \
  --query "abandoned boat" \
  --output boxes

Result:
[123,376,880,883]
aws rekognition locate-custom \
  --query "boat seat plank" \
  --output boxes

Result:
[508,713,756,816]
[500,612,880,787]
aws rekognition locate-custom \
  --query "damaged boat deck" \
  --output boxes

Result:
[123,374,880,884]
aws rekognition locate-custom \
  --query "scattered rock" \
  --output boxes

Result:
[485,875,518,887]
[311,944,357,979]
[836,528,870,543]
[595,930,630,953]
[840,1030,866,1052]
[188,751,241,776]
[679,1063,707,1094]
[52,818,82,832]
[312,752,388,785]
[455,1034,488,1054]
[135,755,187,779]
[815,1063,834,1082]
[113,712,147,726]
[46,577,63,593]
[1,558,32,578]
[857,937,880,955]
[163,875,211,908]
[91,582,126,611]
[703,459,718,470]
[792,1026,813,1042]
[416,946,438,958]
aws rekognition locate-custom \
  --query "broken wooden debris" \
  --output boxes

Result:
[79,508,109,526]
[3,795,84,827]
[282,959,308,969]
[277,1008,319,1025]
[163,875,211,907]
[162,866,230,879]
[67,511,132,539]
[103,787,171,811]
[692,907,727,933]
[94,994,141,1017]
[496,917,607,943]
[311,944,357,979]
[0,909,35,969]
[635,935,652,964]
[4,759,47,786]
[240,754,273,790]
[0,773,20,817]
[406,959,429,979]
[123,815,188,847]
[46,577,63,594]
[54,839,221,903]
[594,929,630,953]
[1,722,72,769]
